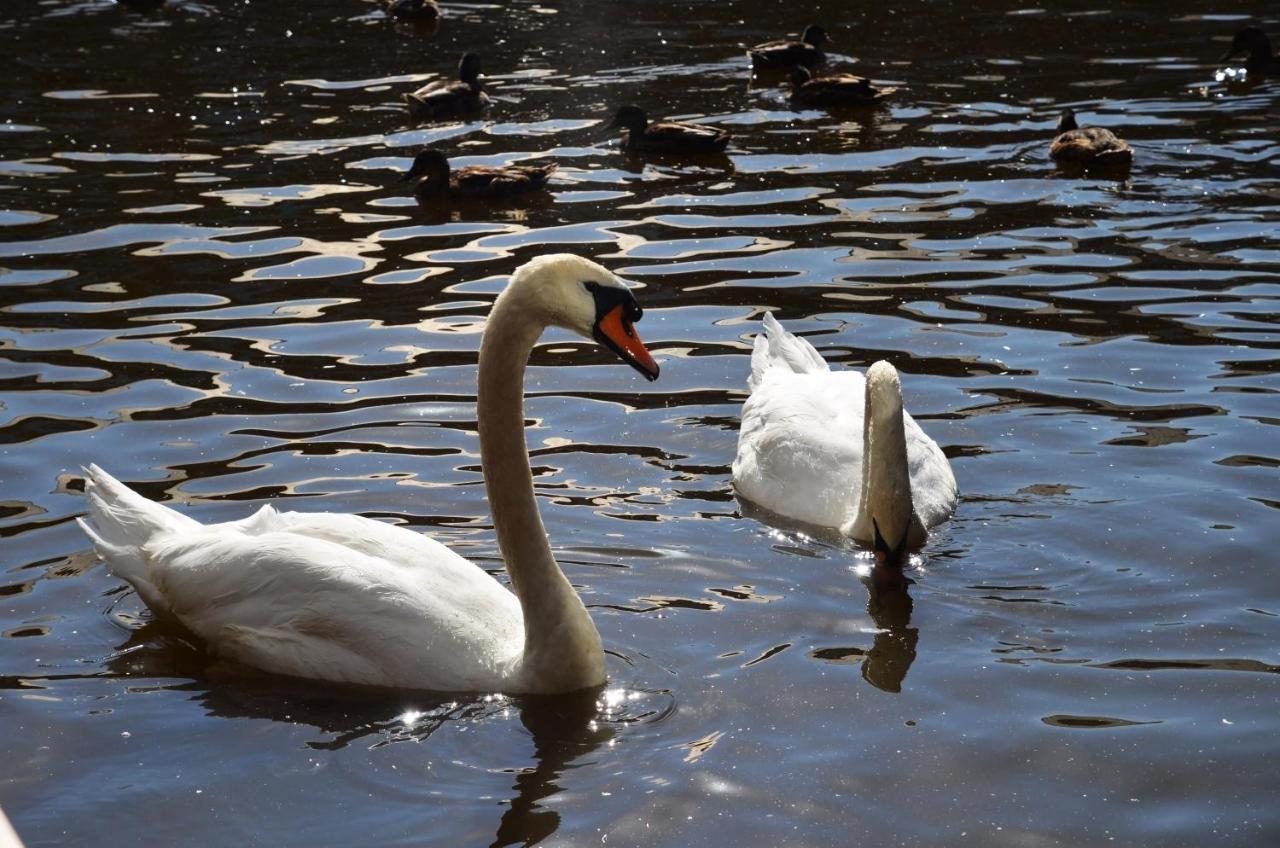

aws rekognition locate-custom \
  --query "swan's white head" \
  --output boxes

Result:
[863,360,916,567]
[506,254,660,381]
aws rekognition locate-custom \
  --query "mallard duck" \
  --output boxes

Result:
[790,65,896,108]
[607,105,731,154]
[1049,109,1132,171]
[385,0,439,23]
[401,149,556,201]
[1219,26,1280,74]
[403,53,489,121]
[749,24,828,70]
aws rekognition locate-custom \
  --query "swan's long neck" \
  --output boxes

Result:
[847,362,920,555]
[477,289,605,692]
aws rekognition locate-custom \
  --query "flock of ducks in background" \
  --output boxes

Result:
[397,20,1279,201]
[76,12,1279,696]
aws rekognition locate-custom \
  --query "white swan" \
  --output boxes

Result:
[732,313,957,563]
[77,254,660,694]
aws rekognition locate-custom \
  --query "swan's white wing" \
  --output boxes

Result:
[903,417,959,530]
[142,515,523,691]
[734,369,866,529]
[748,312,830,391]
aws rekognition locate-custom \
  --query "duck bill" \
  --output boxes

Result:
[592,304,659,381]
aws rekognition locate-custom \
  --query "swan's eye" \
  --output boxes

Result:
[583,281,601,293]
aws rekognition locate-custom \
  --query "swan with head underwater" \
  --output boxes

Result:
[732,313,957,571]
[78,254,660,695]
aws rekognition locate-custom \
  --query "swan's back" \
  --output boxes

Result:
[736,316,867,527]
[78,465,523,690]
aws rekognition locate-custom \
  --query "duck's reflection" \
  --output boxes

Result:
[103,622,612,848]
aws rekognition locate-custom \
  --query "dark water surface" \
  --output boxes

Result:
[3,1,1279,845]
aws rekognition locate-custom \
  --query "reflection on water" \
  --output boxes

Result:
[3,0,1280,845]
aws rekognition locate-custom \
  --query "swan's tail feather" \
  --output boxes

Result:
[82,464,198,546]
[79,464,196,613]
[748,312,830,390]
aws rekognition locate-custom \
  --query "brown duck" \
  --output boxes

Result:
[402,149,556,201]
[1049,109,1132,171]
[749,25,828,70]
[790,66,896,108]
[607,105,731,154]
[1219,26,1280,74]
[404,53,489,121]
[385,0,439,24]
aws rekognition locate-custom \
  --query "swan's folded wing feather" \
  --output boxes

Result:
[749,313,830,390]
[233,509,490,584]
[903,414,959,530]
[734,370,865,528]
[142,526,523,690]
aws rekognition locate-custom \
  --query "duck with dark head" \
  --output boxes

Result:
[1049,108,1133,174]
[401,149,557,202]
[1219,26,1280,74]
[403,53,489,121]
[749,24,829,71]
[385,0,439,25]
[790,65,897,109]
[607,105,731,155]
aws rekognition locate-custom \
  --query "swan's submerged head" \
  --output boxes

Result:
[508,254,660,381]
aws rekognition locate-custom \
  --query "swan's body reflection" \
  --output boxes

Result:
[861,575,918,693]
[809,569,918,693]
[104,626,628,847]
[489,691,610,848]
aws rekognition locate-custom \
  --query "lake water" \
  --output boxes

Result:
[2,1,1278,846]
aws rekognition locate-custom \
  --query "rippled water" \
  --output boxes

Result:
[3,1,1279,845]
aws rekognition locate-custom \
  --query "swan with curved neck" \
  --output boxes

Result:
[732,313,956,566]
[78,254,659,694]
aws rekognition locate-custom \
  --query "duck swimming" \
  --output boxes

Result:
[749,24,828,70]
[607,105,731,154]
[1049,108,1133,171]
[790,66,896,108]
[732,314,957,567]
[402,149,557,201]
[403,52,489,121]
[78,254,661,694]
[385,0,439,24]
[1219,26,1280,74]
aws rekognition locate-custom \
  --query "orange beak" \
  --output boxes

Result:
[593,304,659,381]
